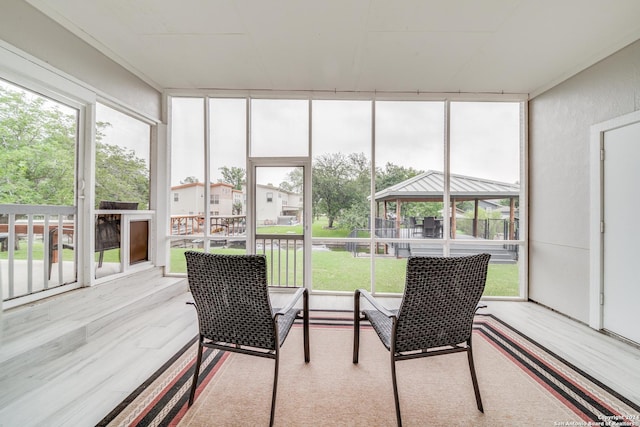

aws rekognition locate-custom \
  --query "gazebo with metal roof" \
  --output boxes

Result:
[373,170,520,239]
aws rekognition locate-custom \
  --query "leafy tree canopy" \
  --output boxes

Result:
[181,176,200,184]
[312,152,370,228]
[218,166,245,190]
[375,162,422,192]
[0,84,150,208]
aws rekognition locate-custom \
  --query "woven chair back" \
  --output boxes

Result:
[185,252,277,349]
[395,253,490,352]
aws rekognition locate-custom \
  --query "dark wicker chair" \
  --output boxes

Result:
[422,216,437,238]
[353,253,491,427]
[184,251,310,427]
[95,201,138,267]
[408,217,423,236]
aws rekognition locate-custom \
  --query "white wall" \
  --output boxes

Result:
[529,40,640,323]
[171,186,204,215]
[0,0,161,120]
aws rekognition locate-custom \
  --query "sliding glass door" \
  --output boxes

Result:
[0,78,79,299]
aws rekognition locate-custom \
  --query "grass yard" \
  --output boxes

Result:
[4,220,519,297]
[0,242,120,263]
[171,246,519,296]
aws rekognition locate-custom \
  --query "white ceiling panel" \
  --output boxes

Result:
[358,31,492,92]
[24,0,640,95]
[366,0,520,32]
[136,34,265,89]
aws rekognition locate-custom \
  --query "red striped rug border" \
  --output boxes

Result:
[98,312,640,427]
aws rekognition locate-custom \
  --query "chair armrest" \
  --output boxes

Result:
[355,289,396,318]
[274,287,307,316]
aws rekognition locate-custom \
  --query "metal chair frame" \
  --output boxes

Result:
[353,254,490,426]
[185,251,309,427]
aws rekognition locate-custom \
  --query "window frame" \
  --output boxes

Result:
[166,90,528,299]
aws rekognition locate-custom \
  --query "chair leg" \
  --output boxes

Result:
[188,339,204,406]
[303,289,310,363]
[270,353,279,427]
[466,340,484,413]
[353,290,360,364]
[48,246,54,280]
[390,354,402,427]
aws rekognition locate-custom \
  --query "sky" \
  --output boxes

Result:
[170,98,521,188]
[2,78,520,190]
[96,103,151,169]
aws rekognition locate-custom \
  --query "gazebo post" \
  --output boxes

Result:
[377,202,385,254]
[509,197,516,239]
[473,199,479,238]
[451,198,457,238]
[395,199,402,236]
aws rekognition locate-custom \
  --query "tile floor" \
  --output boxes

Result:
[0,274,638,427]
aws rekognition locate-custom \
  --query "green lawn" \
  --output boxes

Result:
[4,224,519,297]
[257,217,351,237]
[0,242,120,263]
[171,246,519,296]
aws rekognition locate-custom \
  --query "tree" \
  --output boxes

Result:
[404,201,443,219]
[181,176,200,184]
[336,153,371,230]
[313,152,370,228]
[0,85,76,205]
[375,162,422,191]
[374,163,443,220]
[95,141,149,207]
[0,83,150,208]
[218,166,245,190]
[281,167,303,193]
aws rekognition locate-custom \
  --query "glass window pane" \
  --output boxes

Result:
[170,97,205,238]
[209,98,247,251]
[311,100,371,291]
[169,97,205,273]
[374,101,445,292]
[0,79,78,292]
[255,167,303,232]
[95,103,151,279]
[0,80,78,206]
[376,101,445,236]
[250,99,309,157]
[450,101,521,296]
[450,101,520,240]
[95,103,151,209]
[255,166,304,287]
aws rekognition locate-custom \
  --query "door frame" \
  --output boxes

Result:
[589,109,640,330]
[247,157,312,290]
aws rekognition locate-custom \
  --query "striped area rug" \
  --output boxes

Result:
[98,313,640,427]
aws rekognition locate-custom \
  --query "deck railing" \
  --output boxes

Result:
[0,204,77,302]
[1,204,155,304]
[256,234,303,288]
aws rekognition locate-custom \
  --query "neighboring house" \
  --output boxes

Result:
[171,182,238,216]
[171,182,300,225]
[255,184,302,225]
[232,189,244,214]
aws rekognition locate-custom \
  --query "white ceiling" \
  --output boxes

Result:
[26,0,640,96]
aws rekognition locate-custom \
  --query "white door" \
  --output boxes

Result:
[602,120,640,344]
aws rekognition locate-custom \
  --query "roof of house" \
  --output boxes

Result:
[170,182,234,191]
